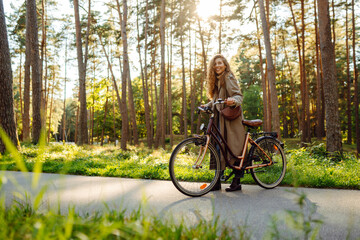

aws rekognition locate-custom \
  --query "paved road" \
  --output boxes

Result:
[1,171,359,239]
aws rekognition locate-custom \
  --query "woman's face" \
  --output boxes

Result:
[213,58,226,75]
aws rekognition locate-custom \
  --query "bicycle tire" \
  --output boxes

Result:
[249,136,286,189]
[169,137,221,197]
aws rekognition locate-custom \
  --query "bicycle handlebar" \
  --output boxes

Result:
[214,98,225,105]
[198,98,226,114]
[197,106,211,114]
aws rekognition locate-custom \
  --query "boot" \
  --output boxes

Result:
[210,177,221,191]
[225,169,243,192]
[210,170,223,191]
[225,177,242,192]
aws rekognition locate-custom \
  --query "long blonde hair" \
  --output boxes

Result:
[206,54,234,99]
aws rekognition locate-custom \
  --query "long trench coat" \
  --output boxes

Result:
[206,73,246,170]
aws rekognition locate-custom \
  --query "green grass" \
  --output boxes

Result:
[0,133,358,239]
[0,138,359,189]
[282,143,360,189]
[0,196,243,239]
[1,143,171,180]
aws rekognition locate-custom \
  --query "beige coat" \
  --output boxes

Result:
[206,73,246,170]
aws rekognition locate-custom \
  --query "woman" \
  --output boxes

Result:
[203,54,246,192]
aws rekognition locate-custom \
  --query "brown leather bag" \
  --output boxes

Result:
[220,105,242,121]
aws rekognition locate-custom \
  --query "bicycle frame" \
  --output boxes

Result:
[196,112,274,171]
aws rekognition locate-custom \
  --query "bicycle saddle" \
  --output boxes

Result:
[242,119,263,127]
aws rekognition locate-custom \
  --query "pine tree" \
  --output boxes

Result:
[317,0,342,154]
[73,0,89,145]
[27,0,42,144]
[258,0,280,137]
[0,0,19,153]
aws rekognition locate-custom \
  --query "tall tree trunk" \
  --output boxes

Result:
[116,0,130,150]
[167,0,174,146]
[136,0,152,147]
[352,0,359,155]
[63,36,68,143]
[266,70,272,130]
[84,0,91,73]
[179,3,187,138]
[331,0,336,45]
[258,0,280,137]
[218,0,222,54]
[288,0,306,142]
[91,72,95,144]
[150,52,155,143]
[152,26,158,139]
[47,74,55,142]
[345,0,352,145]
[155,0,166,148]
[19,53,23,141]
[23,33,30,142]
[127,69,138,145]
[301,0,311,143]
[27,0,42,144]
[43,48,48,136]
[317,0,342,154]
[145,0,153,147]
[113,88,116,146]
[189,27,195,135]
[40,0,47,130]
[196,17,207,133]
[100,86,109,146]
[255,6,269,132]
[0,0,19,153]
[314,0,325,139]
[73,0,88,145]
[180,35,187,138]
[117,51,131,143]
[75,95,79,143]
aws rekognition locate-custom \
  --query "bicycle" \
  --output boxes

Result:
[169,99,286,197]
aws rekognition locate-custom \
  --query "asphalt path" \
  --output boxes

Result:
[1,171,359,239]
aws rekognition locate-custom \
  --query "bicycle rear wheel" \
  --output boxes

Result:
[169,137,221,197]
[249,136,286,189]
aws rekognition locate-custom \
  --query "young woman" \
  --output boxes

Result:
[203,54,246,192]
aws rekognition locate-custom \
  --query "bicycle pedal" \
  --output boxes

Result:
[220,172,234,182]
[220,175,227,182]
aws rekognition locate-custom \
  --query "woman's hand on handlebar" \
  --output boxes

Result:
[224,97,235,106]
[214,98,234,106]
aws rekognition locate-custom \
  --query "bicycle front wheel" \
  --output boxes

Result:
[169,137,221,197]
[249,136,286,189]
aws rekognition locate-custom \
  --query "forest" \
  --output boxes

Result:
[0,0,359,155]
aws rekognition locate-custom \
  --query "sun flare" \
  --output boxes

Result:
[196,0,219,20]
